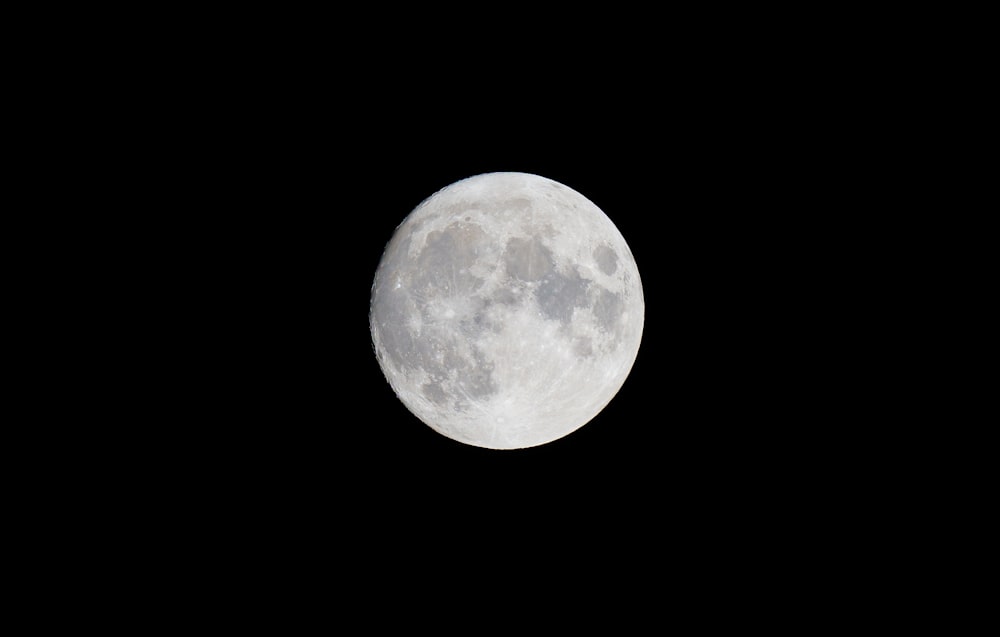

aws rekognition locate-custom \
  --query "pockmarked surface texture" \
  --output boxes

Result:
[370,172,644,449]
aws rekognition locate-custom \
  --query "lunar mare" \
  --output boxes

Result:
[370,172,644,449]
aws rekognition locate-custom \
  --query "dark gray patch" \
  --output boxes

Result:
[536,269,591,324]
[412,223,486,294]
[460,296,500,336]
[440,341,466,372]
[412,334,447,373]
[491,287,520,306]
[574,336,593,358]
[593,288,622,332]
[593,244,619,275]
[502,197,532,212]
[372,221,500,400]
[422,381,448,405]
[504,237,554,282]
[381,319,498,401]
[373,311,448,376]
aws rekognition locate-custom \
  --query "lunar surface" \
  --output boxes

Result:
[370,172,643,449]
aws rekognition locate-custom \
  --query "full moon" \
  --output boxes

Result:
[370,172,644,449]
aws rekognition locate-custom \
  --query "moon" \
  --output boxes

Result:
[370,172,644,449]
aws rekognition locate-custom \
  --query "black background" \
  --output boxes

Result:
[27,7,942,625]
[191,79,851,539]
[102,15,898,611]
[173,58,848,511]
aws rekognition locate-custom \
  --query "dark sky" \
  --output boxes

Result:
[145,45,870,597]
[199,86,847,499]
[235,108,837,510]
[84,13,895,617]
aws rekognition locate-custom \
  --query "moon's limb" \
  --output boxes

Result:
[370,172,643,449]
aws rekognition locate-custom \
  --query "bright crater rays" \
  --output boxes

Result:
[370,172,644,449]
